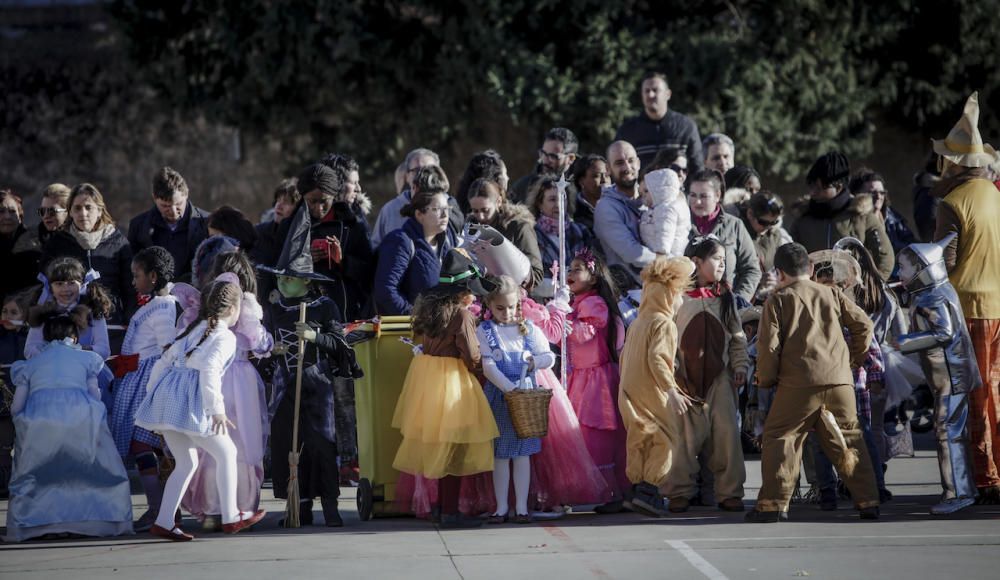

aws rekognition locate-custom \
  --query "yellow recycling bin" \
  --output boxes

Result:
[352,316,413,519]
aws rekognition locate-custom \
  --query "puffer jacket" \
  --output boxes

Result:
[789,191,894,280]
[373,217,456,315]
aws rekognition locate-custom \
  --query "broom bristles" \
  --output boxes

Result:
[284,450,301,527]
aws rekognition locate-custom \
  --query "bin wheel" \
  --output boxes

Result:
[357,478,374,521]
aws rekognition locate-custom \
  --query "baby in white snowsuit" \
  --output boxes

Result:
[640,168,689,257]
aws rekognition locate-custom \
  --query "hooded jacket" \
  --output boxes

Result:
[594,185,657,284]
[789,191,895,280]
[373,217,456,315]
[640,168,689,257]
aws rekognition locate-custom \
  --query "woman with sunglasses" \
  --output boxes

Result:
[736,191,793,303]
[1,189,43,301]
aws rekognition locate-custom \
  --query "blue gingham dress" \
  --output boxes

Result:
[481,320,542,459]
[134,330,234,438]
[110,299,177,454]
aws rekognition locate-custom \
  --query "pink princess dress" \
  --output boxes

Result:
[566,290,629,502]
[394,296,612,517]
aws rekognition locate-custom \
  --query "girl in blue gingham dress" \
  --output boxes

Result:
[134,276,265,541]
[108,247,178,532]
[476,276,555,524]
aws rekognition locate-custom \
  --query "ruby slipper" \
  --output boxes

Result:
[150,524,194,542]
[222,509,266,534]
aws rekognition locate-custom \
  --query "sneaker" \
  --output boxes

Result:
[718,497,745,512]
[201,515,222,532]
[150,524,194,542]
[630,483,670,518]
[879,488,894,503]
[594,500,625,514]
[801,485,821,504]
[222,509,267,534]
[744,509,788,523]
[668,496,690,513]
[819,488,838,511]
[930,496,976,515]
[440,513,484,529]
[134,509,159,533]
[858,506,880,520]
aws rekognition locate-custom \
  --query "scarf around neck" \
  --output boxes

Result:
[69,223,115,251]
[537,214,565,236]
[692,205,721,235]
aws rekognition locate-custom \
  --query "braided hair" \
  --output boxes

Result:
[132,246,175,293]
[172,280,242,358]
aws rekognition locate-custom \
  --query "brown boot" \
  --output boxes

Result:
[718,497,745,512]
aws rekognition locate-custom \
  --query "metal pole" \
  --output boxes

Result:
[555,174,569,385]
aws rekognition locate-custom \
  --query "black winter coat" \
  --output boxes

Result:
[310,202,375,321]
[41,228,135,323]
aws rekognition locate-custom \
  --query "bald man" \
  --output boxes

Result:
[594,141,657,286]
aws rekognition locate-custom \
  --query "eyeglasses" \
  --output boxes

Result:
[38,207,67,217]
[0,208,19,216]
[538,149,566,163]
[754,215,778,227]
[669,164,688,175]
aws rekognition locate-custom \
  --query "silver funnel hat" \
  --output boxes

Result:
[898,232,956,292]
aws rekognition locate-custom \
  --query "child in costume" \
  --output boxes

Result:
[895,233,979,515]
[477,275,556,524]
[808,248,892,510]
[1,290,33,499]
[135,277,266,541]
[639,167,689,257]
[26,257,112,361]
[520,287,612,512]
[183,251,273,530]
[618,255,694,517]
[108,246,178,531]
[5,305,133,542]
[392,249,498,528]
[261,265,361,527]
[745,243,879,523]
[665,237,749,513]
[565,248,628,512]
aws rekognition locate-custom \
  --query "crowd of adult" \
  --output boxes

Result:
[2,75,999,510]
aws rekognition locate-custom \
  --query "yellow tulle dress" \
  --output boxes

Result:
[392,311,498,479]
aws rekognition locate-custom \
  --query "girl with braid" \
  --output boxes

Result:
[135,277,265,541]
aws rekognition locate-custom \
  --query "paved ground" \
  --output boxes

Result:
[3,440,1000,580]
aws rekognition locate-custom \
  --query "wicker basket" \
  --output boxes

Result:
[504,388,553,438]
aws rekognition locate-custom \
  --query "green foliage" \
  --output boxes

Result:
[110,0,1000,179]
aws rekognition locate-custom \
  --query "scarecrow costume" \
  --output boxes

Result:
[747,277,879,521]
[896,234,980,514]
[260,265,362,527]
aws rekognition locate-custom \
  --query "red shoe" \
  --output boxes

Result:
[222,509,267,534]
[150,524,194,542]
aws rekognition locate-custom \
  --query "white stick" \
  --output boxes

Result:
[555,174,569,385]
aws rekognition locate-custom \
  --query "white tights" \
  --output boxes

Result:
[156,430,239,530]
[492,456,531,517]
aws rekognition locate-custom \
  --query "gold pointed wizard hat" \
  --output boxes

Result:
[932,91,999,168]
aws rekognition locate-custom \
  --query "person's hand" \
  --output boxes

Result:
[271,344,288,356]
[212,413,236,435]
[732,370,747,389]
[666,387,691,415]
[295,322,317,342]
[328,236,343,264]
[553,284,571,306]
[524,353,536,372]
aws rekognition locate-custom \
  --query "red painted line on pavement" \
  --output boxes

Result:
[541,523,612,579]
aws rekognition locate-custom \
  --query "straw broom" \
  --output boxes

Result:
[284,301,308,528]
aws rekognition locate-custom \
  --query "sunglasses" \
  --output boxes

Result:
[38,207,67,217]
[669,164,688,175]
[754,215,779,227]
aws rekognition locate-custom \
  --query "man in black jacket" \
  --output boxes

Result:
[615,72,703,170]
[127,167,209,283]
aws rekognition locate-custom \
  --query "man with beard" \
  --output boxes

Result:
[508,127,579,204]
[594,141,657,286]
[615,72,703,170]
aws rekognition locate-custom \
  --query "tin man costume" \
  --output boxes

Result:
[895,232,981,515]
